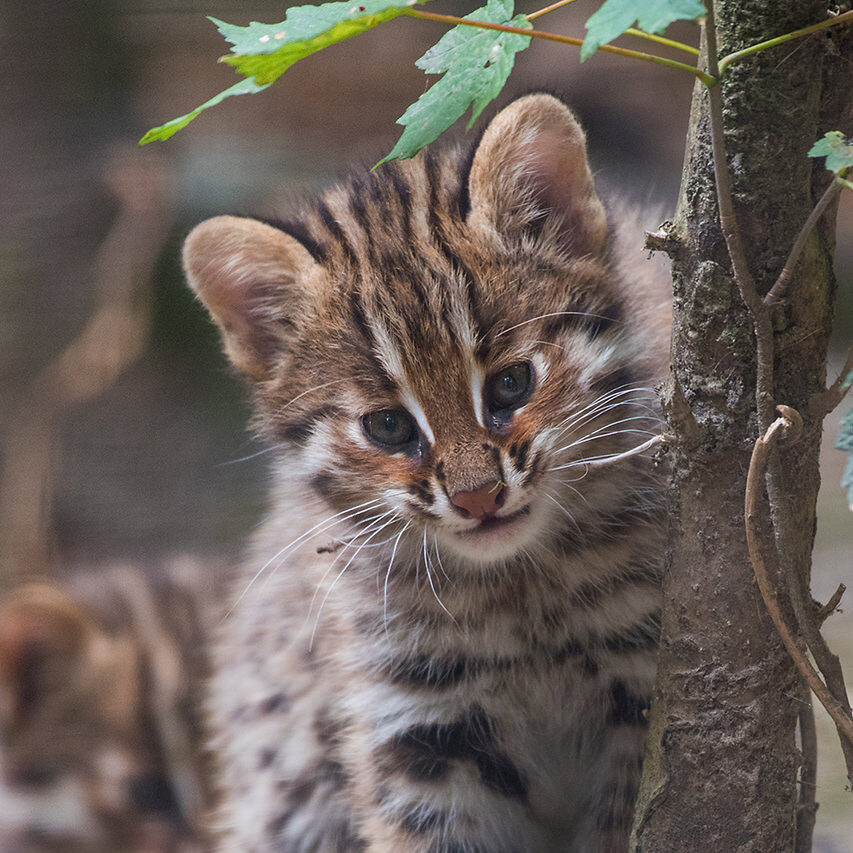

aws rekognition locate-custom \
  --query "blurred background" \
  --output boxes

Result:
[0,0,850,848]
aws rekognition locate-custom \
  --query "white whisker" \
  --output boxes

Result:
[222,496,385,620]
[550,434,669,472]
[496,311,624,337]
[217,444,282,466]
[273,377,351,417]
[551,419,659,457]
[550,400,656,447]
[310,510,401,649]
[545,492,583,537]
[383,521,412,636]
[551,387,657,434]
[423,529,455,622]
[432,533,451,583]
[302,508,390,620]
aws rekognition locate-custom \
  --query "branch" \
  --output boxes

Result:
[809,343,853,418]
[0,149,172,578]
[581,433,672,471]
[703,5,775,431]
[818,584,846,625]
[745,410,853,785]
[702,9,760,313]
[795,695,818,853]
[765,178,844,306]
[718,8,853,74]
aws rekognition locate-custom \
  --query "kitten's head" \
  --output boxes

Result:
[184,94,665,567]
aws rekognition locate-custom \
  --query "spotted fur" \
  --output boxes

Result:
[185,95,670,853]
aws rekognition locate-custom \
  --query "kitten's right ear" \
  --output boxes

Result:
[467,94,608,257]
[183,215,320,380]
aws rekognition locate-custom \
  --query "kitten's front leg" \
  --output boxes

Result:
[574,724,647,853]
[346,700,543,853]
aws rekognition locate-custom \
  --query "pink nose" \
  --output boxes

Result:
[449,481,505,519]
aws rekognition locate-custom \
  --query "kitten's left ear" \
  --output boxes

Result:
[183,215,320,380]
[468,94,608,256]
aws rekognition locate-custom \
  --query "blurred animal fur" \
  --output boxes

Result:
[0,557,220,853]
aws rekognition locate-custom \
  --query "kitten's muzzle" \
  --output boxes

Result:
[449,480,505,519]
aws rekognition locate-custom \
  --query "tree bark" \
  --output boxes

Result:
[631,2,853,850]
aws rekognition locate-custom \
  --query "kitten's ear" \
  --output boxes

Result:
[468,94,608,256]
[183,215,320,379]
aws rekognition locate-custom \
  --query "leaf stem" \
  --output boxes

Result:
[624,27,699,55]
[401,8,715,85]
[837,176,853,192]
[525,0,580,22]
[525,1,700,55]
[718,8,853,74]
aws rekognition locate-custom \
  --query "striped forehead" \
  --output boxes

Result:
[359,281,481,439]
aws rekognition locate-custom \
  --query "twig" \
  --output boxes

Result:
[644,225,681,257]
[745,411,853,785]
[703,6,775,432]
[795,696,818,853]
[761,407,853,773]
[581,434,673,471]
[818,584,846,625]
[765,179,844,306]
[702,9,760,314]
[718,8,853,74]
[810,343,853,418]
[525,0,580,21]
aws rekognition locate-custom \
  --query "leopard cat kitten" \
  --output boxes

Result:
[0,558,219,853]
[185,94,669,853]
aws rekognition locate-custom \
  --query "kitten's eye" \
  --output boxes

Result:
[362,409,417,450]
[485,362,534,413]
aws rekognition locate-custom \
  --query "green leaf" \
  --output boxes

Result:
[219,0,429,84]
[837,406,853,510]
[581,0,705,60]
[836,406,853,452]
[140,0,428,144]
[140,78,269,145]
[842,456,853,511]
[808,131,853,175]
[380,0,531,163]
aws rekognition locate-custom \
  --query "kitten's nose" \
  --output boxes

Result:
[449,481,505,519]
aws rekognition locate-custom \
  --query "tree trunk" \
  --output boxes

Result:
[631,2,853,850]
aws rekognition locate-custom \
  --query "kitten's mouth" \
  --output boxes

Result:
[459,505,531,536]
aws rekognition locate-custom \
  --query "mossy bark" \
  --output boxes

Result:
[631,2,853,850]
